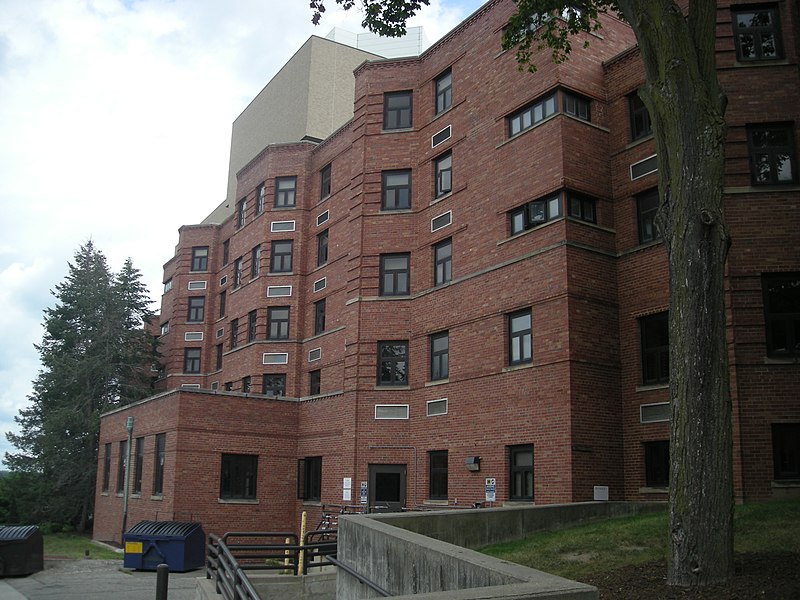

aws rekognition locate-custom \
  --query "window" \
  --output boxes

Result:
[248,310,258,343]
[251,246,261,278]
[255,183,266,215]
[384,91,412,130]
[317,230,328,267]
[431,211,452,232]
[377,341,408,386]
[434,152,452,198]
[215,343,223,371]
[563,92,590,121]
[427,398,448,416]
[640,312,669,384]
[509,445,533,500]
[748,123,796,185]
[320,164,331,200]
[309,369,321,396]
[268,307,289,340]
[430,331,449,381]
[772,424,800,480]
[230,318,239,350]
[382,170,411,210]
[270,240,293,273]
[433,238,452,286]
[242,376,251,393]
[380,253,410,296]
[133,437,144,494]
[428,451,448,500]
[275,176,297,207]
[222,239,229,265]
[267,285,292,297]
[375,404,409,419]
[732,6,783,61]
[218,291,226,319]
[317,210,329,226]
[567,192,596,223]
[191,246,208,272]
[116,440,127,494]
[102,443,111,492]
[314,299,326,335]
[163,279,173,293]
[508,309,532,365]
[272,220,296,233]
[262,374,286,397]
[297,456,322,501]
[637,188,660,244]
[233,257,242,289]
[160,321,169,336]
[220,453,258,500]
[762,273,800,357]
[629,92,652,141]
[237,197,246,229]
[224,381,233,391]
[644,440,669,487]
[509,193,562,235]
[184,348,201,373]
[435,70,452,115]
[508,93,556,136]
[152,433,165,495]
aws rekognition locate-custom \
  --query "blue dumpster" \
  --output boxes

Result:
[123,521,204,572]
[0,525,43,576]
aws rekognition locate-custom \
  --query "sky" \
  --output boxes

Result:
[0,0,486,467]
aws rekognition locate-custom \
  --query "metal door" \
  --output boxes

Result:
[368,464,406,512]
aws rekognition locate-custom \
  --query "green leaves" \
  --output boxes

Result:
[310,0,430,37]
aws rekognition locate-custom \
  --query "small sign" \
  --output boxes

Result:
[485,477,496,503]
[125,541,142,554]
[360,481,368,504]
[343,477,352,501]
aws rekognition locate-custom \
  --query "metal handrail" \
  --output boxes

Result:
[326,555,390,597]
[206,533,262,600]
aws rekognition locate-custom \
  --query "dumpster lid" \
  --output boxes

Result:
[126,521,201,537]
[0,525,39,541]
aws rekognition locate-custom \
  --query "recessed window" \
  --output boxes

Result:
[184,332,203,342]
[255,183,266,215]
[270,240,293,273]
[384,91,412,130]
[308,348,322,362]
[220,453,258,500]
[747,123,796,185]
[297,456,322,501]
[567,192,596,223]
[431,210,452,232]
[275,176,297,208]
[187,280,207,290]
[772,423,800,480]
[263,352,289,365]
[509,445,533,500]
[644,440,669,488]
[630,154,659,180]
[116,440,127,493]
[313,277,327,293]
[152,433,165,496]
[309,369,321,395]
[320,164,332,200]
[380,253,410,296]
[430,331,449,381]
[160,321,169,336]
[222,240,229,266]
[187,297,205,322]
[428,450,448,500]
[382,170,411,210]
[242,375,251,393]
[640,402,670,424]
[233,257,242,289]
[230,318,239,350]
[267,306,290,340]
[762,272,800,357]
[508,93,556,137]
[191,246,209,272]
[508,309,532,366]
[236,197,246,229]
[732,6,783,61]
[637,188,660,244]
[262,374,286,397]
[314,299,326,335]
[378,341,408,386]
[102,443,111,493]
[183,348,201,373]
[628,92,652,141]
[251,245,261,278]
[316,210,329,226]
[435,70,452,115]
[434,152,452,198]
[163,279,173,293]
[247,310,258,343]
[218,290,226,319]
[563,91,591,121]
[224,382,233,391]
[271,220,296,233]
[215,343,223,371]
[427,398,448,417]
[640,312,669,385]
[432,125,452,148]
[317,230,329,267]
[267,285,292,297]
[509,193,561,235]
[374,404,409,419]
[433,239,452,287]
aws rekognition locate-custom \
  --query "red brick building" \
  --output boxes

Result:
[94,0,799,544]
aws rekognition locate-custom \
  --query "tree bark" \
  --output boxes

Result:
[617,0,733,586]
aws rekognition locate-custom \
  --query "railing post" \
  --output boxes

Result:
[155,563,169,600]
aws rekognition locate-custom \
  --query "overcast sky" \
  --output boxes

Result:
[0,0,485,466]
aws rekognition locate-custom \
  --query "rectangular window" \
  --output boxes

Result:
[191,246,208,272]
[509,193,562,235]
[222,239,229,266]
[629,92,652,141]
[268,307,289,340]
[640,312,669,384]
[430,331,449,381]
[384,91,412,130]
[242,375,251,393]
[271,220,296,232]
[270,240,293,273]
[314,277,327,293]
[255,182,266,215]
[262,374,286,397]
[640,402,670,424]
[184,331,203,342]
[187,280,207,291]
[163,279,173,293]
[433,238,452,286]
[432,125,451,148]
[748,123,796,185]
[233,257,242,289]
[247,310,258,343]
[317,230,328,267]
[375,404,409,419]
[215,343,223,371]
[230,318,239,350]
[153,433,165,495]
[317,210,329,226]
[309,369,321,395]
[309,348,321,362]
[509,445,533,500]
[435,69,452,115]
[218,291,226,319]
[762,273,800,357]
[563,92,590,121]
[636,188,660,244]
[133,437,144,494]
[102,443,111,492]
[508,93,556,136]
[116,440,127,494]
[267,285,292,297]
[434,152,452,198]
[297,456,322,501]
[567,192,596,223]
[314,299,326,335]
[431,210,452,232]
[220,454,258,500]
[644,440,669,487]
[428,450,448,500]
[224,382,233,391]
[377,341,408,386]
[772,423,800,480]
[732,6,783,61]
[382,170,411,210]
[251,245,261,278]
[427,398,448,417]
[275,176,297,207]
[160,321,169,336]
[183,348,201,373]
[237,197,246,229]
[380,253,410,296]
[320,164,332,200]
[508,309,532,365]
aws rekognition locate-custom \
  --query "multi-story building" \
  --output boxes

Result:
[93,0,799,544]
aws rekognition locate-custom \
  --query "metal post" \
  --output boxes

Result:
[155,563,169,600]
[121,416,134,538]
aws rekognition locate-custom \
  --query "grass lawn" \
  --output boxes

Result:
[480,499,800,581]
[44,533,123,560]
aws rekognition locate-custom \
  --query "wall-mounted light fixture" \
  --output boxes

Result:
[464,456,481,472]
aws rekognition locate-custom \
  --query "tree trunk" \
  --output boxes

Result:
[618,0,734,586]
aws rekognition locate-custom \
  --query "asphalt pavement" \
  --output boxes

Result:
[0,559,202,600]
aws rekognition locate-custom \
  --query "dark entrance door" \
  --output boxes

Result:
[368,464,406,512]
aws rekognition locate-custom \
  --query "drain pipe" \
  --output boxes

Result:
[121,416,134,539]
[368,445,418,508]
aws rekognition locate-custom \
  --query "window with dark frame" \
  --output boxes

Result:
[508,309,532,365]
[629,92,652,141]
[297,456,322,501]
[435,70,452,115]
[384,91,412,130]
[640,312,669,385]
[644,440,669,487]
[732,5,783,61]
[183,348,201,373]
[268,307,289,340]
[220,453,258,500]
[382,170,412,210]
[262,374,286,397]
[636,188,660,244]
[747,123,796,185]
[116,440,127,493]
[509,445,533,500]
[314,299,326,335]
[435,152,452,198]
[224,382,233,391]
[772,423,800,480]
[508,93,556,136]
[233,257,242,288]
[237,198,246,229]
[191,246,208,272]
[251,246,261,278]
[433,238,452,286]
[255,183,266,215]
[309,369,321,396]
[320,164,331,200]
[275,176,297,207]
[762,273,800,357]
[153,433,165,495]
[215,343,223,371]
[222,240,229,266]
[428,450,448,500]
[317,230,328,267]
[379,253,410,296]
[563,91,591,121]
[567,192,597,223]
[219,290,226,319]
[509,193,562,235]
[242,376,251,393]
[377,341,408,386]
[248,310,258,343]
[133,437,144,494]
[230,318,239,350]
[430,331,449,381]
[270,240,293,273]
[102,443,111,492]
[187,296,205,322]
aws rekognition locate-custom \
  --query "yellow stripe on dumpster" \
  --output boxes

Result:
[125,541,143,554]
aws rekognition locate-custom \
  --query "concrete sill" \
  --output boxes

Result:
[218,498,259,505]
[639,487,668,494]
[635,383,669,393]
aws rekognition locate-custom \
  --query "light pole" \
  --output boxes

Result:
[121,416,134,539]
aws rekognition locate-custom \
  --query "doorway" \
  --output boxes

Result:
[368,464,406,512]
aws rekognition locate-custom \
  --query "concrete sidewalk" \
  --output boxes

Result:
[1,559,201,600]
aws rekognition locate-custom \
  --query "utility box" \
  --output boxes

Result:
[123,521,205,572]
[0,525,44,577]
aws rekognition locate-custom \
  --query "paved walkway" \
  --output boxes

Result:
[1,559,201,600]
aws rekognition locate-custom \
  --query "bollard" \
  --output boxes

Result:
[156,563,169,600]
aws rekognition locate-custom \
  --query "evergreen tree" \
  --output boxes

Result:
[5,242,155,531]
